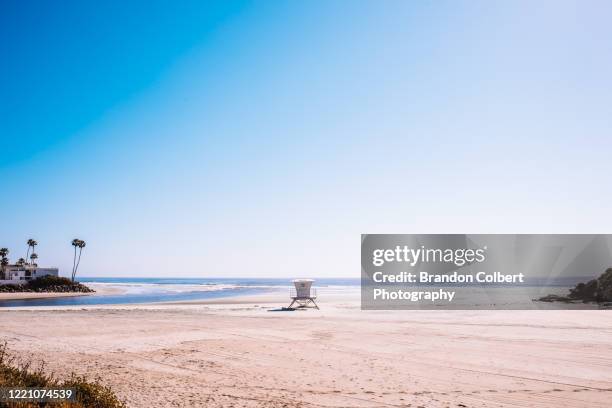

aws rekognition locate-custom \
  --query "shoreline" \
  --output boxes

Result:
[0,292,91,301]
[0,290,298,311]
[0,285,355,310]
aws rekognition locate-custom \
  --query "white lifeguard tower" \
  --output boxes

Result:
[288,279,319,309]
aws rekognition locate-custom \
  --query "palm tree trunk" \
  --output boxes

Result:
[74,247,83,281]
[26,246,30,265]
[72,246,77,282]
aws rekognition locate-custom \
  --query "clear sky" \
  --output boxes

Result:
[1,1,611,278]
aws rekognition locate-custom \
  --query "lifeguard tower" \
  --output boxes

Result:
[288,279,319,309]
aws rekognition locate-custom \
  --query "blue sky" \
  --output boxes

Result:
[1,1,611,278]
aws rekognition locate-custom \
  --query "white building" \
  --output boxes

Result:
[1,264,59,283]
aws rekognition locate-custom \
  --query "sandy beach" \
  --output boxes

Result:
[0,292,90,301]
[0,283,122,301]
[0,292,611,408]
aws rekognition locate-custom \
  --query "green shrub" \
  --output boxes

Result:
[26,276,74,289]
[0,342,125,408]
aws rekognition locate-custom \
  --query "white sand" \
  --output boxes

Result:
[0,292,611,407]
[0,281,123,300]
[0,292,90,301]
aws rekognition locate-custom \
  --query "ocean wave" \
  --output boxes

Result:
[85,282,285,295]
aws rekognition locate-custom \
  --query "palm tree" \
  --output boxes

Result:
[0,257,8,280]
[71,239,86,282]
[16,258,25,266]
[71,239,79,281]
[26,239,37,265]
[30,253,38,266]
[0,248,9,280]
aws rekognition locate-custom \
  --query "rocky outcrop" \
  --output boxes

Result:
[568,279,599,301]
[0,276,94,293]
[539,268,612,303]
[598,268,612,301]
[538,294,573,303]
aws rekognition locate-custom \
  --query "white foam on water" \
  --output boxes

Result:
[85,282,283,295]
